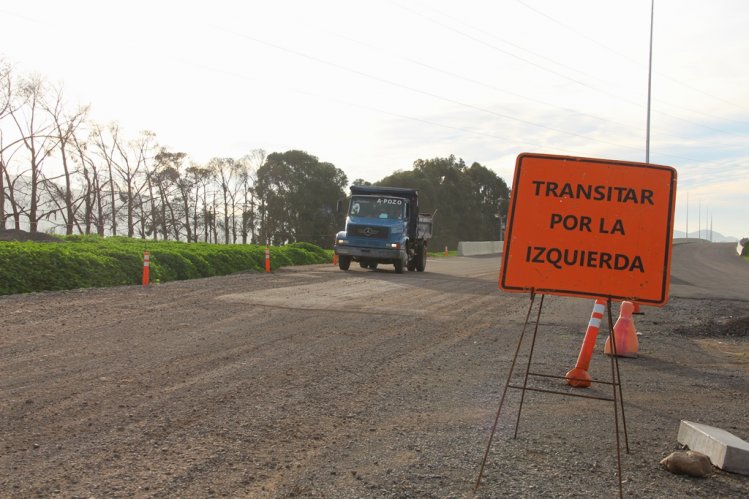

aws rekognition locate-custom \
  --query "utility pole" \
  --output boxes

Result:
[646,0,655,163]
[698,199,701,240]
[706,206,710,241]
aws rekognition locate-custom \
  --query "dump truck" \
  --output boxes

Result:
[334,185,433,273]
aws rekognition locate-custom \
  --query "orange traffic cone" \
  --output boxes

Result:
[333,253,338,265]
[142,251,150,286]
[444,246,449,256]
[604,301,639,358]
[565,298,606,388]
[265,245,271,273]
[632,301,643,315]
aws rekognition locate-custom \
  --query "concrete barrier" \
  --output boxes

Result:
[457,240,503,256]
[678,420,749,475]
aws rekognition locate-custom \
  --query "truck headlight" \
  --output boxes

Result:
[390,243,400,249]
[337,239,348,245]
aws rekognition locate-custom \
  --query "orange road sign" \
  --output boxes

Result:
[499,153,677,305]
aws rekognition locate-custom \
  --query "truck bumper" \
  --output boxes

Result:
[335,245,404,261]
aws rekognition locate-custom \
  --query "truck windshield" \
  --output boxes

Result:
[349,195,406,220]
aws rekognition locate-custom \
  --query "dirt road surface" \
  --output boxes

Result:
[1,240,748,497]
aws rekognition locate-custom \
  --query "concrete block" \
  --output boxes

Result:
[456,241,503,256]
[677,420,749,475]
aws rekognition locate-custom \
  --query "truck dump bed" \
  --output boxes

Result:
[417,213,433,240]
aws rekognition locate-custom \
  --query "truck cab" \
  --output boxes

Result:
[334,186,431,273]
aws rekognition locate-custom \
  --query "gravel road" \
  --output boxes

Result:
[1,241,747,497]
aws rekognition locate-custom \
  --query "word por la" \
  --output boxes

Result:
[550,214,625,235]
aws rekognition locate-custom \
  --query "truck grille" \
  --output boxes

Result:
[347,224,389,239]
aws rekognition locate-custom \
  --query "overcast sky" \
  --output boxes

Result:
[1,0,747,238]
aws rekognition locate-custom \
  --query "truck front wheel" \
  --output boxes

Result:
[338,255,352,271]
[394,259,404,273]
[394,252,407,274]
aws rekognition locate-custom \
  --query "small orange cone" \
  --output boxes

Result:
[444,246,449,256]
[142,251,150,286]
[565,298,606,388]
[604,301,639,358]
[333,253,338,265]
[632,301,643,314]
[265,245,271,273]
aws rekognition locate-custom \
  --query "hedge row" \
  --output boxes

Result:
[0,236,331,296]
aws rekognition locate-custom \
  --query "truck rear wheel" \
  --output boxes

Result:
[339,255,351,271]
[416,247,427,272]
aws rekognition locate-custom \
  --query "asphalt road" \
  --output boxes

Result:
[670,240,749,300]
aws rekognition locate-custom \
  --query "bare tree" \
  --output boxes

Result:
[209,157,236,244]
[183,164,212,243]
[1,142,24,230]
[152,149,185,240]
[91,122,122,236]
[236,149,264,243]
[154,150,189,241]
[0,59,11,228]
[9,75,58,233]
[113,130,155,237]
[71,130,106,235]
[42,84,89,234]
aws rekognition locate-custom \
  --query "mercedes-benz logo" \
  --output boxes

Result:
[362,227,376,236]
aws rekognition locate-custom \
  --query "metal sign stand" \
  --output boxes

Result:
[475,292,630,498]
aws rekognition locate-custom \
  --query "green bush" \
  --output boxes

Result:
[0,237,330,295]
[286,241,330,261]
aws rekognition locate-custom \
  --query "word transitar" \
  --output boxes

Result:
[532,181,654,205]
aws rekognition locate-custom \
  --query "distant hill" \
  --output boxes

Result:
[673,229,738,242]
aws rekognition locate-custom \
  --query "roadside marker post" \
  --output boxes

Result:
[265,245,271,273]
[444,246,448,256]
[476,153,677,497]
[142,251,150,286]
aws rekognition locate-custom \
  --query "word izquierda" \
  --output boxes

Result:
[525,246,645,272]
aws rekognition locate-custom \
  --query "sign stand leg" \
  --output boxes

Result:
[475,291,537,492]
[475,295,630,497]
[606,299,625,498]
[606,298,630,453]
[513,294,545,439]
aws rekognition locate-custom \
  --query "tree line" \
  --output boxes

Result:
[1,60,508,249]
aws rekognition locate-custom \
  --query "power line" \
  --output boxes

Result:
[514,0,749,125]
[211,24,733,166]
[216,26,656,156]
[391,2,617,102]
[174,43,587,158]
[332,31,693,145]
[402,0,749,140]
